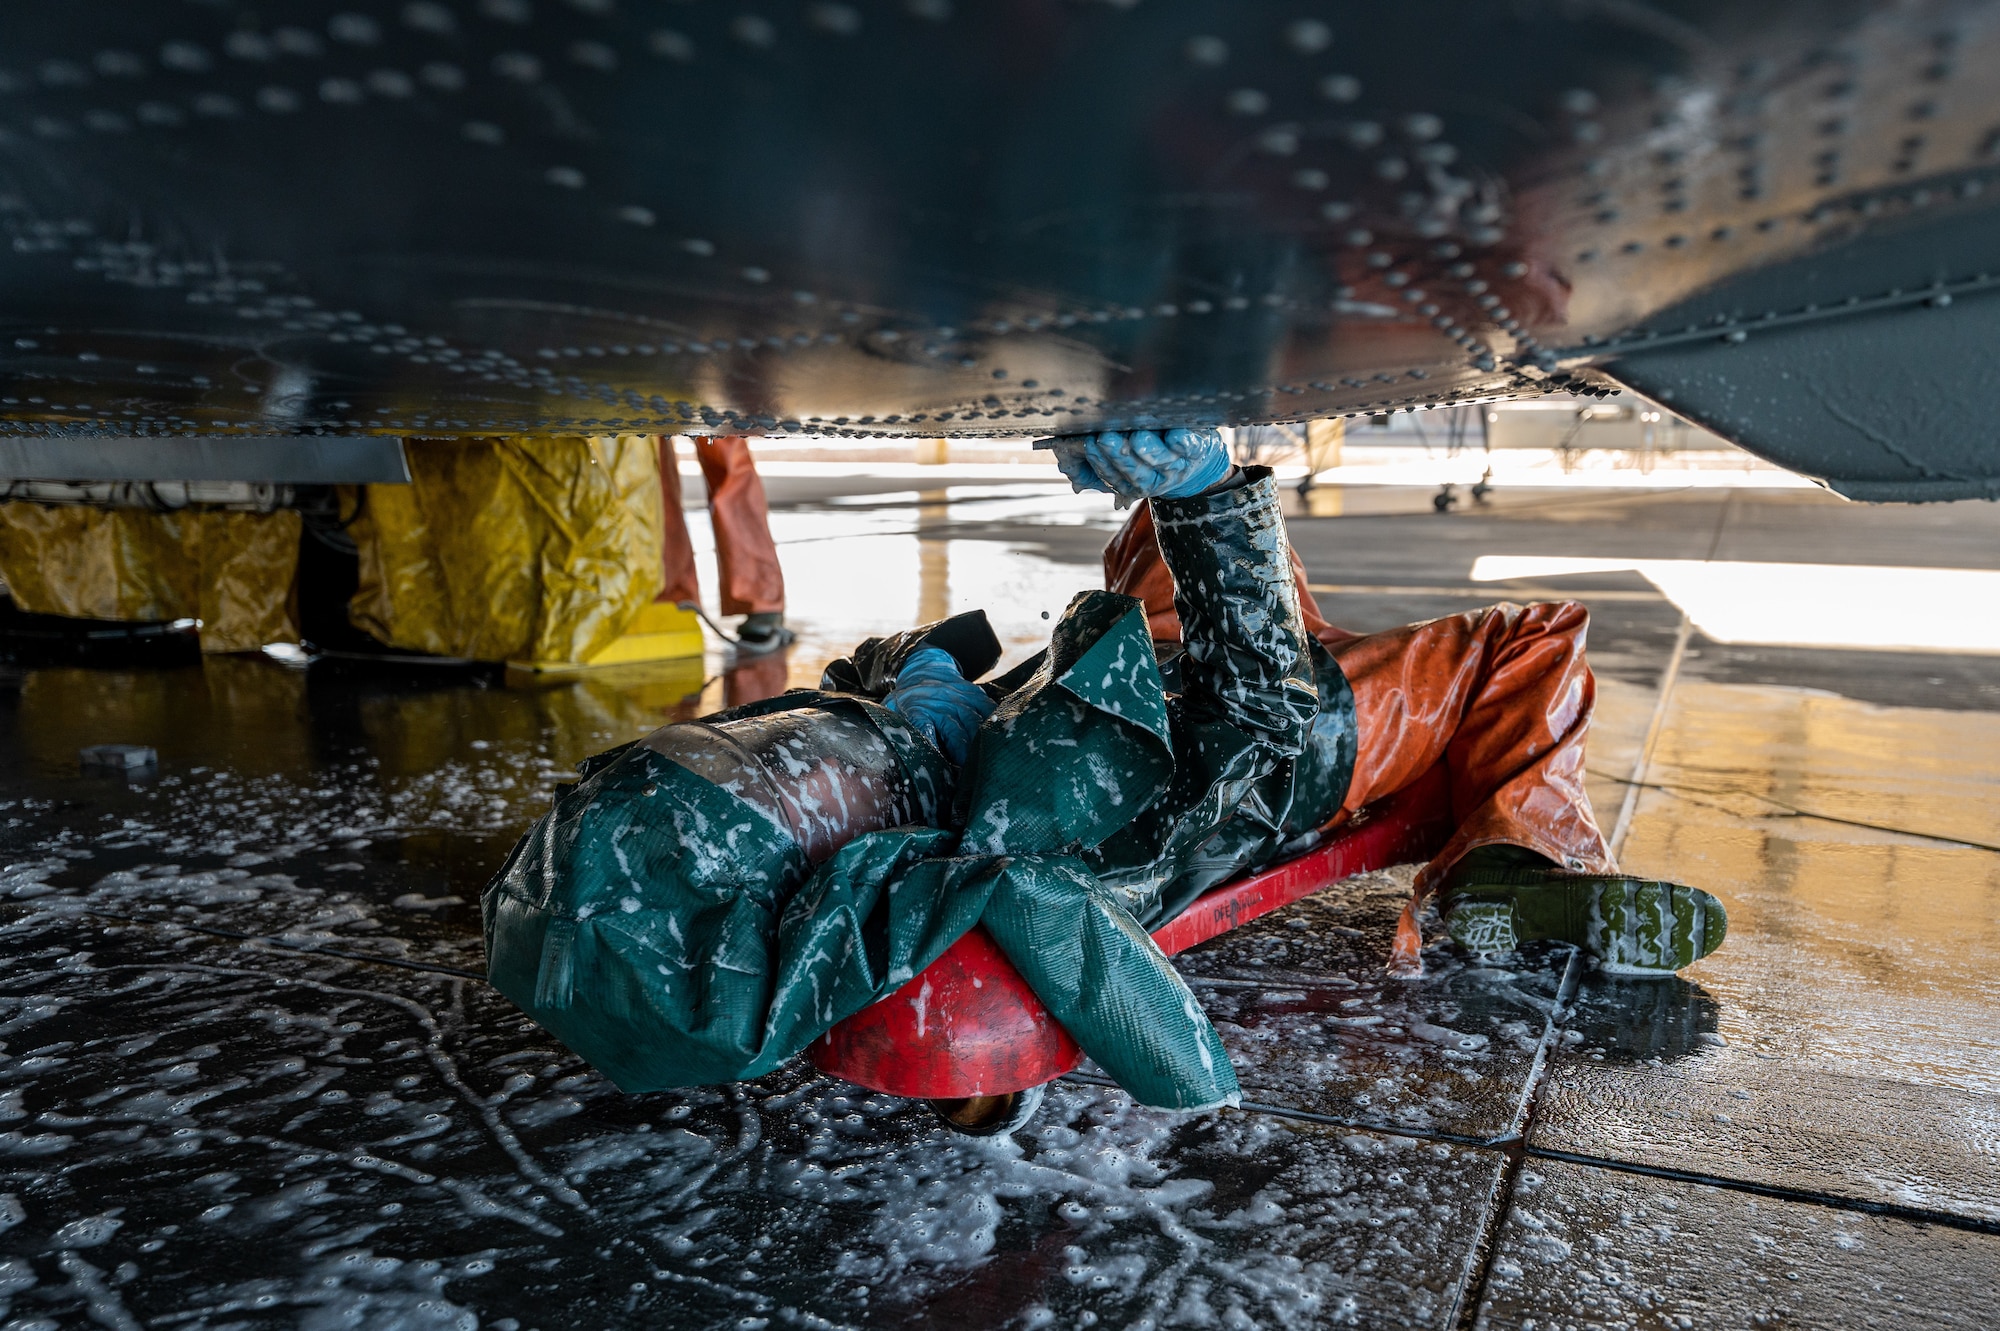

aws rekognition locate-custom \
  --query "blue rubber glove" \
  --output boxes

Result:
[882,646,996,765]
[1038,428,1233,501]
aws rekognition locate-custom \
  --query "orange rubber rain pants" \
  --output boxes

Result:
[658,436,786,617]
[1104,500,1614,970]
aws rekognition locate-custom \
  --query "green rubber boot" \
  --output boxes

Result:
[1440,846,1727,975]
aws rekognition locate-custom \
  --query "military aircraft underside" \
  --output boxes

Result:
[3,0,1999,499]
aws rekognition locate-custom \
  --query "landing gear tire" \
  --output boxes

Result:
[927,1084,1046,1138]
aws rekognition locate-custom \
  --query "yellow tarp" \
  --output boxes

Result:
[0,502,301,653]
[349,435,665,665]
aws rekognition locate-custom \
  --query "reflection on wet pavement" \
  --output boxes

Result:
[5,481,2000,1324]
[1475,1158,2000,1330]
[1170,869,1576,1140]
[1536,681,2000,1223]
[681,481,1121,690]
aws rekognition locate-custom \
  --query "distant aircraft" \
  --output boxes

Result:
[1,0,1996,500]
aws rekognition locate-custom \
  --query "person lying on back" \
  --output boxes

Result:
[483,426,1724,1111]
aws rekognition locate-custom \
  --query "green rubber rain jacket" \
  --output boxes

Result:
[483,470,1357,1109]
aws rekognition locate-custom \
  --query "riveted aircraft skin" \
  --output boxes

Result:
[2,1,1998,498]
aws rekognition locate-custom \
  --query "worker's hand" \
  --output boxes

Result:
[1037,428,1233,501]
[883,646,995,765]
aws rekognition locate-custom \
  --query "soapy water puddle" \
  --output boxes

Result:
[0,680,1561,1326]
[1,739,602,976]
[5,795,1580,1151]
[0,755,1582,1331]
[1474,1158,2000,1331]
[1,785,1530,1327]
[0,909,1502,1330]
[1169,868,1578,1140]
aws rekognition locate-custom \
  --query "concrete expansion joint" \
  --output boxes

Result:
[1523,1146,2000,1240]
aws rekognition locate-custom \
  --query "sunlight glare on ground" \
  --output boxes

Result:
[1471,556,2000,654]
